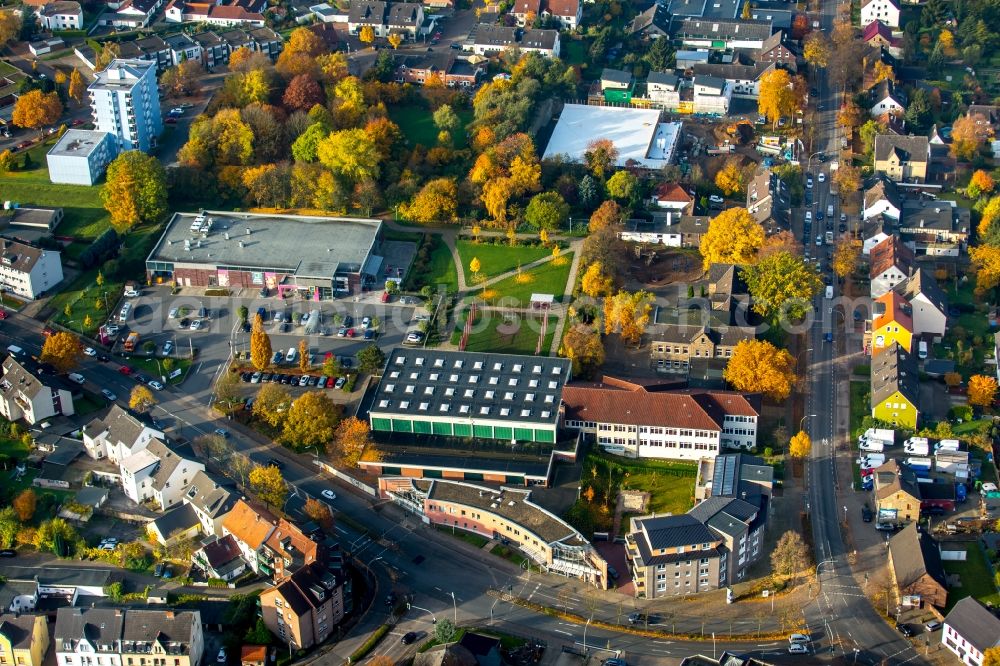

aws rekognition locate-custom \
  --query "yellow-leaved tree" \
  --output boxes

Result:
[968,170,996,198]
[282,391,341,450]
[802,32,830,68]
[249,464,288,508]
[580,262,614,298]
[359,25,375,44]
[757,69,797,128]
[789,430,812,458]
[723,339,797,401]
[470,257,482,283]
[250,313,272,371]
[832,238,861,279]
[968,375,999,407]
[603,290,652,346]
[129,385,156,413]
[11,90,63,133]
[40,331,82,373]
[699,208,765,270]
[714,157,747,196]
[971,245,1000,294]
[331,416,379,466]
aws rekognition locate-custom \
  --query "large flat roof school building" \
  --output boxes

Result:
[542,104,682,169]
[368,348,573,443]
[146,211,385,298]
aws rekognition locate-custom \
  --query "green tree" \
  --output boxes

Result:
[741,251,823,324]
[434,619,456,644]
[357,344,387,374]
[317,128,380,183]
[253,383,292,427]
[101,151,167,233]
[525,191,569,230]
[291,122,329,163]
[0,508,18,547]
[605,170,638,203]
[433,104,461,134]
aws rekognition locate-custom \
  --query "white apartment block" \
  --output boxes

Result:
[120,439,204,510]
[861,0,900,27]
[88,59,163,152]
[81,404,164,463]
[36,1,84,30]
[0,357,74,425]
[0,238,63,300]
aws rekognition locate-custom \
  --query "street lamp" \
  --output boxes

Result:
[450,591,457,624]
[582,615,592,654]
[800,413,817,432]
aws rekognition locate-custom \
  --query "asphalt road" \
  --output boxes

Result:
[798,1,926,663]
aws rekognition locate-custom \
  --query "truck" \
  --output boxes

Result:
[904,457,933,471]
[904,437,929,455]
[123,332,139,352]
[935,439,961,452]
[876,507,897,531]
[303,308,321,335]
[707,143,735,155]
[825,230,834,244]
[858,428,894,450]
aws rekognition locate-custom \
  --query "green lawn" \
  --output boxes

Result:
[74,395,105,417]
[451,310,557,356]
[478,253,574,306]
[943,544,1000,611]
[388,103,473,149]
[0,140,111,240]
[0,435,30,459]
[436,524,489,548]
[849,380,869,439]
[561,39,588,67]
[455,240,551,281]
[404,234,458,293]
[127,357,194,385]
[585,451,697,516]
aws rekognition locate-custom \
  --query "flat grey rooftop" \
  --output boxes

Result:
[148,211,383,277]
[47,129,111,158]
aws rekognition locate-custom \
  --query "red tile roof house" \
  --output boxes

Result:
[561,376,761,459]
[650,183,694,213]
[511,0,581,29]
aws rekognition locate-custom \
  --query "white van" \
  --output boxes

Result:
[6,344,24,358]
[918,340,928,359]
[285,347,297,363]
[827,204,834,218]
[825,285,834,299]
[119,302,132,322]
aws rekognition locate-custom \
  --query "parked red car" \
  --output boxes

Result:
[118,365,134,376]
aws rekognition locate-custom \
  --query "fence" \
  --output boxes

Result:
[313,459,377,497]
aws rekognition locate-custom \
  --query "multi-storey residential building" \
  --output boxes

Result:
[260,563,344,649]
[688,496,765,583]
[869,290,913,355]
[182,470,237,536]
[874,135,929,183]
[88,59,163,152]
[898,199,970,256]
[871,342,920,429]
[562,377,760,458]
[46,129,118,186]
[222,500,277,575]
[672,18,774,51]
[869,235,915,298]
[625,514,726,598]
[54,608,203,666]
[0,613,49,666]
[894,268,947,340]
[746,167,790,230]
[82,404,164,462]
[942,597,1000,666]
[649,323,755,373]
[35,1,82,29]
[861,0,900,27]
[0,357,74,425]
[192,534,246,581]
[262,518,322,582]
[119,439,205,509]
[380,478,610,588]
[0,238,63,300]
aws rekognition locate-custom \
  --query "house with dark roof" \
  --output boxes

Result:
[0,356,74,426]
[511,0,580,29]
[888,523,947,608]
[673,18,774,51]
[893,268,947,340]
[629,3,670,37]
[562,376,761,457]
[942,596,1000,665]
[119,438,204,510]
[193,534,247,581]
[898,199,970,257]
[691,60,774,99]
[754,31,794,69]
[182,470,237,537]
[868,79,906,117]
[457,632,502,666]
[625,514,725,598]
[82,404,164,463]
[869,235,915,297]
[695,453,773,511]
[259,563,345,649]
[746,167,790,230]
[688,496,765,583]
[0,237,64,301]
[871,342,920,428]
[874,135,930,183]
[55,607,204,666]
[649,323,755,374]
[148,503,202,546]
[0,613,48,666]
[863,177,902,223]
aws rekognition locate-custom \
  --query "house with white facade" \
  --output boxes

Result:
[81,404,164,462]
[863,215,895,255]
[119,439,204,510]
[0,357,74,426]
[182,470,237,536]
[868,79,906,117]
[864,177,902,221]
[942,597,1000,666]
[36,1,83,30]
[46,129,118,186]
[89,59,163,152]
[54,608,203,666]
[894,268,948,340]
[869,235,915,298]
[0,238,63,300]
[692,74,733,113]
[562,377,760,460]
[861,0,900,28]
[649,183,693,213]
[673,18,773,51]
[221,500,277,575]
[646,71,680,109]
[691,61,771,100]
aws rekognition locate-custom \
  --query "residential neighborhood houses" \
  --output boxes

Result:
[2,0,1000,660]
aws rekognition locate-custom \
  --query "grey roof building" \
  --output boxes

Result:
[368,348,571,443]
[942,597,1000,663]
[871,342,920,426]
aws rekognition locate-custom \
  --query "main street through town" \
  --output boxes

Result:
[798,0,924,664]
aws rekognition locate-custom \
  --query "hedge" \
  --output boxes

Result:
[349,623,390,661]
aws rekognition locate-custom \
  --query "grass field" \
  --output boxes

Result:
[0,138,111,240]
[404,234,458,293]
[388,103,474,149]
[849,380,869,438]
[0,435,30,459]
[942,544,1000,611]
[455,240,551,281]
[586,451,697,516]
[479,253,574,305]
[451,310,557,355]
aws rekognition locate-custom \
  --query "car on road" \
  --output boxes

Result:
[806,176,813,188]
[0,549,16,557]
[337,326,347,337]
[788,634,810,644]
[179,318,191,329]
[101,389,117,401]
[83,347,97,357]
[414,314,430,322]
[361,316,371,329]
[386,592,397,607]
[214,428,230,439]
[818,172,826,183]
[251,372,262,384]
[105,323,120,335]
[165,117,178,124]
[896,623,916,637]
[335,376,346,390]
[162,340,174,356]
[322,489,337,500]
[154,563,165,577]
[627,613,659,625]
[68,373,85,385]
[98,354,110,362]
[401,632,418,645]
[241,372,252,382]
[272,351,284,364]
[982,482,998,493]
[788,644,808,654]
[708,194,724,205]
[862,507,873,522]
[839,223,847,233]
[118,365,134,376]
[364,328,376,340]
[217,648,227,663]
[267,457,284,469]
[925,621,942,632]
[605,659,626,666]
[189,319,204,330]
[345,328,356,338]
[148,380,164,391]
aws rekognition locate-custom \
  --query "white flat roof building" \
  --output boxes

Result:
[543,104,682,169]
[46,129,118,186]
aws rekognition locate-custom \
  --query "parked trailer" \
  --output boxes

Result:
[904,437,929,455]
[935,439,961,452]
[905,457,933,470]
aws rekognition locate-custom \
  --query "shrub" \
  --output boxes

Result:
[763,447,774,458]
[207,578,229,588]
